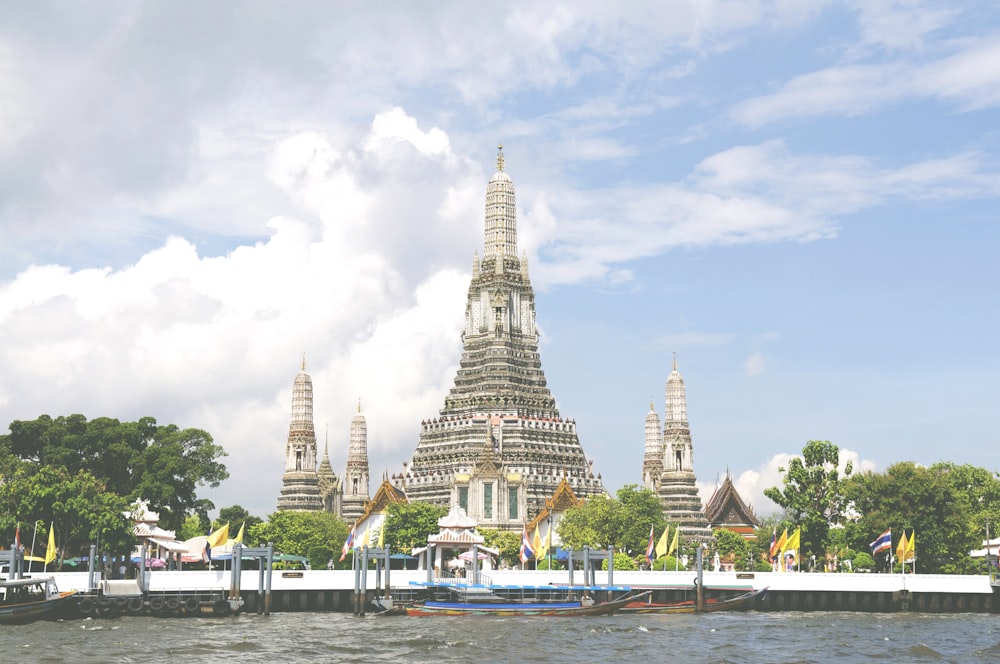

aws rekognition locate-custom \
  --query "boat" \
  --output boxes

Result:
[0,576,78,624]
[405,590,649,617]
[619,586,767,614]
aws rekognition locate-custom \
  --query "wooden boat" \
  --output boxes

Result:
[0,576,78,624]
[405,591,649,617]
[619,586,767,614]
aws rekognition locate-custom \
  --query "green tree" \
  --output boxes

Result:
[1,414,229,531]
[558,485,664,555]
[0,464,132,562]
[714,528,751,569]
[249,511,348,565]
[764,440,852,560]
[601,551,638,571]
[845,461,1000,574]
[216,505,263,533]
[178,513,209,541]
[480,528,521,567]
[383,502,447,555]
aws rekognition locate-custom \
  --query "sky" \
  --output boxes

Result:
[1,1,998,522]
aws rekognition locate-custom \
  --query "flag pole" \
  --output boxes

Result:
[28,521,39,574]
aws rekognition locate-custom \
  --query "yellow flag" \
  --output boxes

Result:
[377,519,385,548]
[896,531,909,563]
[45,524,57,564]
[667,526,679,558]
[536,525,551,561]
[207,523,229,548]
[904,531,915,562]
[783,528,800,554]
[532,525,541,557]
[655,526,670,558]
[233,522,245,545]
[359,526,370,548]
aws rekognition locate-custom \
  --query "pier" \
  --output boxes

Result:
[42,569,998,615]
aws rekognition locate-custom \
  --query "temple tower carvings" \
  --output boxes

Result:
[277,357,323,511]
[395,146,604,528]
[341,402,371,523]
[649,355,713,544]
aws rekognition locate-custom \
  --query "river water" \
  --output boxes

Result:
[3,611,999,663]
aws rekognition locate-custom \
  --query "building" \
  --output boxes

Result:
[276,357,324,511]
[643,354,714,545]
[394,146,605,529]
[276,360,371,519]
[341,402,371,523]
[704,472,759,538]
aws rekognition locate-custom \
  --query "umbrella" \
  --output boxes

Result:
[458,550,490,561]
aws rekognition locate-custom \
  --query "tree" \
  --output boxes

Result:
[0,464,132,562]
[216,505,264,533]
[1,414,229,531]
[558,485,664,555]
[764,440,852,559]
[480,528,521,567]
[845,461,1000,574]
[249,511,348,565]
[714,528,750,569]
[383,502,447,555]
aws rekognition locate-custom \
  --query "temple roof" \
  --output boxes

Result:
[704,474,759,530]
[525,477,585,532]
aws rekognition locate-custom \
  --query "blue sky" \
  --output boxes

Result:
[1,1,998,520]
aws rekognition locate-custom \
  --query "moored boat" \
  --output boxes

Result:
[0,576,78,624]
[405,590,649,617]
[620,586,767,614]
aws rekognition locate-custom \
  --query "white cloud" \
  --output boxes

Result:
[732,36,1000,126]
[745,352,766,377]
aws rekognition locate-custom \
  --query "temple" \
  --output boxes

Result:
[276,360,371,519]
[643,354,713,545]
[394,146,605,529]
[277,357,324,511]
[704,472,759,537]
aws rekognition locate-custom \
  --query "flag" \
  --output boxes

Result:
[359,526,370,549]
[536,525,551,561]
[655,526,670,559]
[905,531,915,562]
[645,525,655,565]
[870,529,892,555]
[896,531,909,564]
[377,519,385,548]
[519,527,535,564]
[783,528,801,555]
[45,524,56,565]
[532,524,541,556]
[775,528,788,556]
[339,523,356,562]
[233,522,245,545]
[207,523,229,549]
[768,529,778,561]
[14,524,21,549]
[666,525,679,558]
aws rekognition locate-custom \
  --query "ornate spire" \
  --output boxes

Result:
[643,399,663,490]
[665,353,687,426]
[484,143,517,260]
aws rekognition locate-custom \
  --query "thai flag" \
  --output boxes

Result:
[519,527,535,564]
[768,529,778,562]
[339,523,356,562]
[870,529,892,555]
[645,525,655,565]
[13,524,20,550]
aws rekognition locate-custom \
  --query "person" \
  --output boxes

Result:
[119,562,127,579]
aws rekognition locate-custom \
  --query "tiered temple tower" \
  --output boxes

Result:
[650,355,713,544]
[341,402,371,523]
[277,357,324,511]
[317,432,342,515]
[395,146,605,529]
[642,400,663,489]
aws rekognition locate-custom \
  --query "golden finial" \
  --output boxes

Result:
[497,142,505,172]
[672,351,677,371]
[301,352,306,371]
[357,398,362,414]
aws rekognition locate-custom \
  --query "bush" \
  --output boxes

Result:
[852,551,875,571]
[652,555,684,571]
[601,552,638,571]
